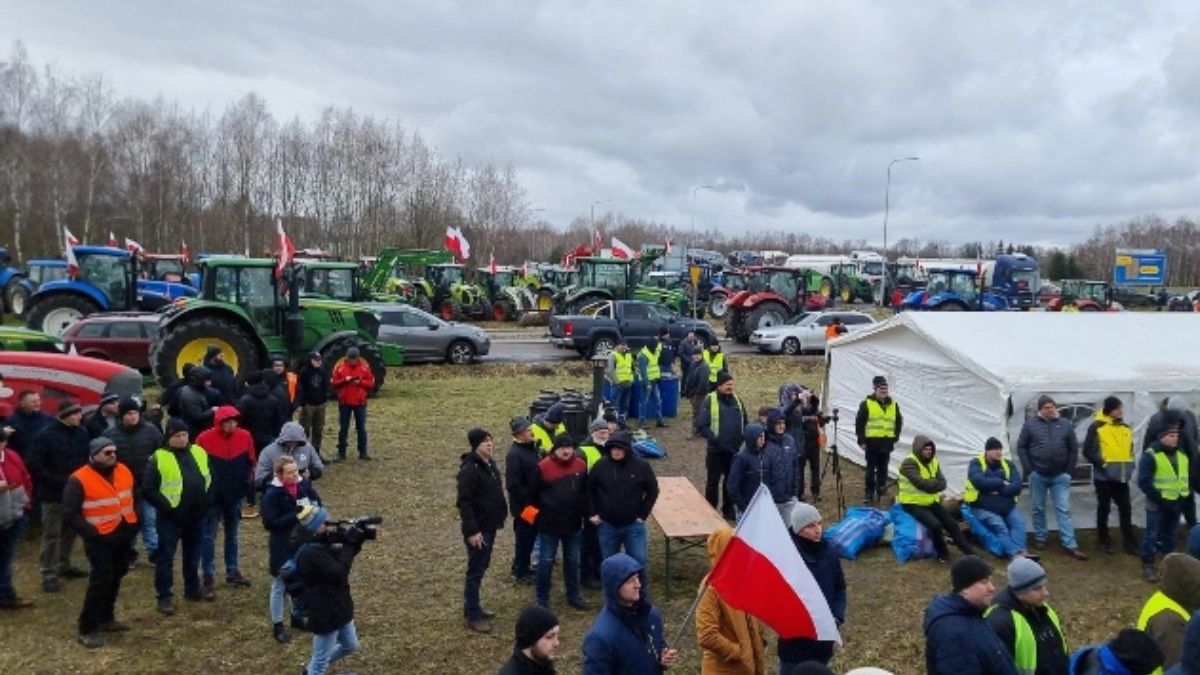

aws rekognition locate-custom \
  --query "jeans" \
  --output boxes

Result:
[270,575,294,624]
[1029,471,1077,550]
[864,450,891,501]
[689,394,707,435]
[138,500,158,559]
[536,530,582,606]
[612,385,632,421]
[155,515,204,599]
[300,404,327,455]
[511,518,537,579]
[0,515,28,601]
[597,521,648,584]
[79,533,133,634]
[201,498,243,579]
[39,501,78,581]
[307,619,359,675]
[1142,500,1184,563]
[799,442,821,500]
[639,382,662,423]
[581,520,602,583]
[1094,480,1135,546]
[337,405,368,458]
[463,529,495,620]
[903,503,975,558]
[705,452,735,519]
[974,508,1028,557]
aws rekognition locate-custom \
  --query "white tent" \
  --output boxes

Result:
[822,311,1200,528]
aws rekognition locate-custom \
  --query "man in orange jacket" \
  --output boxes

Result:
[331,347,376,461]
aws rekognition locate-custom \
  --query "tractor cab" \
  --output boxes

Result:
[1051,279,1116,311]
[25,247,140,335]
[425,264,488,321]
[140,254,188,283]
[300,261,361,302]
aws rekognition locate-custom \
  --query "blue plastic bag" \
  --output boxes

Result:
[633,438,667,459]
[823,506,890,560]
[960,504,1006,558]
[889,504,937,562]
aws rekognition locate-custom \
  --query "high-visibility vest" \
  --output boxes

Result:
[864,397,897,439]
[612,351,634,384]
[1137,590,1190,675]
[1095,416,1133,465]
[1150,449,1189,500]
[286,372,298,403]
[703,350,726,383]
[706,392,744,438]
[639,344,662,382]
[962,455,1014,504]
[897,453,940,506]
[72,463,137,535]
[825,324,840,340]
[531,423,554,456]
[984,604,1067,675]
[151,446,212,508]
[578,442,602,470]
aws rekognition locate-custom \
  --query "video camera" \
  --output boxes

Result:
[320,516,383,545]
[817,407,840,425]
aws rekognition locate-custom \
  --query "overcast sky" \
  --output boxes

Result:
[6,1,1200,247]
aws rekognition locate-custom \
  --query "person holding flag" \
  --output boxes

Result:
[696,526,767,674]
[581,553,677,674]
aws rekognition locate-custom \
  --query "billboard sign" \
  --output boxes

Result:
[1114,248,1165,285]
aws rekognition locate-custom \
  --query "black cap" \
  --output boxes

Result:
[57,399,82,418]
[509,416,531,435]
[117,398,140,417]
[1106,628,1164,674]
[716,371,733,386]
[551,433,575,451]
[468,428,491,450]
[514,605,559,650]
[872,375,888,388]
[99,391,120,406]
[984,437,1003,450]
[605,430,633,452]
[951,555,993,592]
[165,417,189,438]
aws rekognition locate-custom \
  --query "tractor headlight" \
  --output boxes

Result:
[355,311,381,338]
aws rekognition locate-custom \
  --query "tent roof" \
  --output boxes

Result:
[833,312,1200,392]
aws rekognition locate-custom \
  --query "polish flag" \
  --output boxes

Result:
[707,485,841,642]
[65,244,79,280]
[276,219,296,279]
[181,240,190,264]
[444,226,471,260]
[124,238,144,254]
[489,250,497,276]
[107,231,118,248]
[63,227,80,248]
[611,236,634,259]
[592,229,602,255]
[664,239,672,255]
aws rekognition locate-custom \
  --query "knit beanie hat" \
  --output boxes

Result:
[467,428,491,451]
[117,398,140,417]
[510,416,531,435]
[984,437,1004,450]
[57,399,82,418]
[1036,395,1055,410]
[715,371,733,386]
[99,391,120,406]
[551,433,575,451]
[514,605,559,650]
[1102,396,1123,415]
[1105,628,1164,674]
[789,502,821,533]
[589,419,607,433]
[1007,557,1046,593]
[872,376,888,388]
[951,555,993,592]
[544,403,565,424]
[88,437,116,457]
[165,417,190,438]
[297,505,329,535]
[1160,411,1183,439]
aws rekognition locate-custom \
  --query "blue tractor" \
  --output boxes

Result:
[25,246,197,335]
[901,268,1008,311]
[0,247,25,314]
[4,259,69,318]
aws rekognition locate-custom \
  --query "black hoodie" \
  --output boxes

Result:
[236,380,284,451]
[455,451,507,537]
[587,450,659,526]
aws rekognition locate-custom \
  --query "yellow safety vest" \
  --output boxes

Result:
[962,455,1013,504]
[984,604,1067,675]
[639,344,662,382]
[706,392,744,438]
[1095,415,1133,464]
[1150,449,1189,500]
[1137,590,1190,675]
[578,442,602,470]
[897,453,940,506]
[531,423,554,456]
[864,397,897,439]
[703,350,726,383]
[612,351,634,384]
[151,446,212,508]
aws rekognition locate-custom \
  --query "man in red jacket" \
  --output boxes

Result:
[331,347,375,461]
[195,406,256,590]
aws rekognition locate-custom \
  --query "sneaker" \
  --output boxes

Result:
[1142,563,1159,583]
[358,454,372,461]
[226,571,251,587]
[465,618,492,633]
[78,632,105,649]
[199,585,216,601]
[0,596,33,609]
[61,566,89,579]
[273,622,292,644]
[1064,547,1089,561]
[479,608,496,619]
[157,597,175,615]
[241,505,259,519]
[568,597,591,610]
[41,579,61,593]
[101,620,131,632]
[512,574,536,586]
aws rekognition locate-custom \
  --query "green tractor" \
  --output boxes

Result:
[553,252,697,317]
[421,263,490,322]
[300,260,363,302]
[359,248,451,312]
[476,266,538,321]
[829,262,874,304]
[533,265,574,312]
[149,258,404,393]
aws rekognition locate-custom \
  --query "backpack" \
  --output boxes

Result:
[278,543,315,631]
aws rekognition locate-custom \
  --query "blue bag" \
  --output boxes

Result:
[823,506,890,560]
[889,504,937,562]
[633,438,667,459]
[960,504,1006,558]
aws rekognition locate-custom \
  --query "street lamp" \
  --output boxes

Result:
[883,157,919,303]
[690,185,716,250]
[528,207,546,262]
[590,200,608,231]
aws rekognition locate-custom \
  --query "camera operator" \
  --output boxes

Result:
[783,385,823,502]
[294,506,361,675]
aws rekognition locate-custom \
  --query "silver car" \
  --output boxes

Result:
[366,303,491,365]
[750,310,876,355]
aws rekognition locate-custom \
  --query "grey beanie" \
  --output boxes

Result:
[589,419,608,433]
[1036,395,1055,410]
[88,437,116,457]
[789,502,821,533]
[1007,557,1047,593]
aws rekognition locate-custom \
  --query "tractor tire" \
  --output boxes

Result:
[724,310,741,340]
[439,298,462,322]
[782,337,802,355]
[1079,304,1101,312]
[932,301,967,311]
[709,294,729,319]
[321,336,387,395]
[570,295,607,315]
[819,277,834,298]
[6,283,31,317]
[839,285,852,304]
[536,290,554,312]
[416,294,433,313]
[151,316,259,385]
[491,300,516,322]
[747,303,790,336]
[26,293,101,336]
[446,339,476,365]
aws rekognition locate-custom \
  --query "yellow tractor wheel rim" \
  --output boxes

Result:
[819,278,833,298]
[840,286,852,303]
[175,337,240,377]
[537,294,552,311]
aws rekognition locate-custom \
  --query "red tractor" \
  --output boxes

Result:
[1046,279,1121,312]
[724,266,827,343]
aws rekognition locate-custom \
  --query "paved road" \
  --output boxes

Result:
[481,330,762,364]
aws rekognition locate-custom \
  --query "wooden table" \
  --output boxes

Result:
[650,476,730,599]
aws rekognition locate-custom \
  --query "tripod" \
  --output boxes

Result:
[820,408,847,520]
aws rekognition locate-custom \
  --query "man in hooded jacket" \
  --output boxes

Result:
[587,431,658,584]
[236,370,284,454]
[899,435,975,560]
[254,422,324,489]
[581,553,678,674]
[727,424,766,517]
[1139,421,1190,581]
[1069,628,1164,675]
[203,345,238,405]
[1145,396,1199,528]
[763,409,800,522]
[1137,552,1200,669]
[924,555,1019,675]
[177,366,217,440]
[195,406,255,589]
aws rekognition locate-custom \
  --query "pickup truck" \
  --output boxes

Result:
[549,300,718,357]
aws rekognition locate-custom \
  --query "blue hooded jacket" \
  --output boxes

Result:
[763,409,799,504]
[966,454,1023,517]
[924,592,1019,675]
[727,423,766,512]
[1165,610,1200,675]
[582,553,667,675]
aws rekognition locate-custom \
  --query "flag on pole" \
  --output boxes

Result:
[124,238,144,254]
[707,485,841,642]
[593,230,602,255]
[63,227,80,248]
[664,239,672,255]
[444,226,471,260]
[63,227,79,278]
[181,240,190,264]
[276,219,296,280]
[611,236,634,259]
[107,232,118,248]
[489,250,497,276]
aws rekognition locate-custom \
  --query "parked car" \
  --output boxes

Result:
[1108,286,1158,309]
[750,310,876,355]
[62,312,159,372]
[548,299,717,358]
[365,302,490,365]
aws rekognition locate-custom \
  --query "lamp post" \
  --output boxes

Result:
[528,207,545,262]
[882,157,919,303]
[690,184,716,251]
[590,200,608,231]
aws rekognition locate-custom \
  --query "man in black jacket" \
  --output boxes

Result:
[203,345,238,405]
[295,505,362,675]
[681,350,710,438]
[296,351,330,459]
[696,372,747,519]
[587,430,659,585]
[456,428,507,633]
[2,389,55,459]
[177,366,217,441]
[102,399,164,566]
[498,605,560,675]
[235,370,284,454]
[855,375,903,505]
[505,416,540,585]
[82,392,120,439]
[30,399,91,592]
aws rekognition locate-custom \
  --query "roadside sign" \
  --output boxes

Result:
[1114,249,1165,285]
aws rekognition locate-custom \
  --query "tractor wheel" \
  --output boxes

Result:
[536,290,554,312]
[321,336,387,395]
[1079,304,1100,312]
[446,339,476,365]
[415,294,433,313]
[723,310,741,339]
[839,285,852,304]
[932,301,967,311]
[26,294,101,336]
[747,302,790,335]
[589,335,617,359]
[439,298,462,322]
[151,317,259,386]
[819,277,834,298]
[709,294,729,319]
[491,300,515,322]
[7,283,31,317]
[571,295,607,314]
[782,337,802,355]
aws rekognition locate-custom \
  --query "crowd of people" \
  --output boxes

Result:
[0,344,377,675]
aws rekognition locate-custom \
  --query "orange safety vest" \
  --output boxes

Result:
[825,324,841,340]
[286,372,298,403]
[72,463,137,535]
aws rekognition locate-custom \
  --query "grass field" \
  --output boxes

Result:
[2,353,1173,674]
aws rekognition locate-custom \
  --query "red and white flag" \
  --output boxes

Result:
[489,251,497,275]
[276,219,296,279]
[63,227,80,248]
[520,262,528,277]
[107,231,118,248]
[664,239,672,255]
[124,238,144,254]
[592,229,602,255]
[707,485,841,642]
[65,244,79,279]
[444,226,471,260]
[611,236,634,259]
[181,240,190,264]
